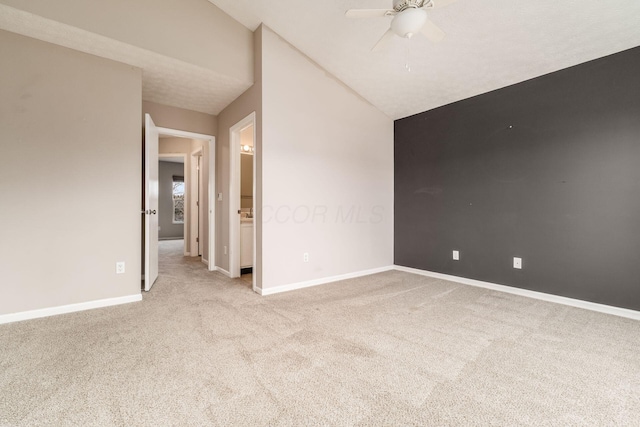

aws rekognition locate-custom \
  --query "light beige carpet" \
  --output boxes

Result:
[1,240,639,426]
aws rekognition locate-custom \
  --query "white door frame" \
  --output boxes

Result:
[157,126,216,271]
[158,153,188,253]
[190,147,203,257]
[229,112,256,291]
[198,152,205,257]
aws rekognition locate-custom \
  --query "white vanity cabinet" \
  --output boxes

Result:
[240,220,253,268]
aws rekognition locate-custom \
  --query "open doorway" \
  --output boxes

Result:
[158,154,186,247]
[239,125,254,284]
[229,112,256,292]
[158,137,207,263]
[143,114,216,291]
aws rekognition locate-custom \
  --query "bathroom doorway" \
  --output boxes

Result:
[229,112,256,291]
[239,124,254,284]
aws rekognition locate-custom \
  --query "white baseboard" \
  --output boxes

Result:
[258,266,395,296]
[203,259,218,272]
[394,265,640,321]
[216,267,231,278]
[0,294,143,325]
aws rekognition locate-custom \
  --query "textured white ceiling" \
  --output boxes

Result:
[209,0,640,119]
[0,4,252,116]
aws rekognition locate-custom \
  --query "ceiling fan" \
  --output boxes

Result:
[346,0,457,51]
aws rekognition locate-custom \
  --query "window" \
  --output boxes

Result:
[172,175,185,224]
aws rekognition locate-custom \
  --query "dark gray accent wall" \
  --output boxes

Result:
[159,161,185,240]
[395,47,640,311]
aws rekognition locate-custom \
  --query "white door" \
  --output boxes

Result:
[144,114,159,291]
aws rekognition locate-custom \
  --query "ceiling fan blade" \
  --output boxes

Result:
[345,9,394,18]
[429,0,458,8]
[420,19,446,43]
[372,29,396,52]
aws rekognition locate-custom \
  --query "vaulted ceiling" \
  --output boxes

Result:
[210,0,640,119]
[2,1,639,120]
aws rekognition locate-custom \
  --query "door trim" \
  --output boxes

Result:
[190,147,203,257]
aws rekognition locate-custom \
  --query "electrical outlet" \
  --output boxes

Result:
[513,257,522,269]
[116,262,125,274]
[224,246,228,255]
[303,252,309,263]
[453,250,460,261]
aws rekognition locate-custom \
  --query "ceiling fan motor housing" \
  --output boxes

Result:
[393,0,428,12]
[391,7,428,38]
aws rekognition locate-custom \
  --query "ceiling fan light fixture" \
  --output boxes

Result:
[391,8,428,38]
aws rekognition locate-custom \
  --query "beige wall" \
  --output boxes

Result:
[159,138,193,153]
[216,27,263,279]
[0,0,253,84]
[260,26,394,290]
[215,24,393,291]
[143,101,218,137]
[0,31,142,315]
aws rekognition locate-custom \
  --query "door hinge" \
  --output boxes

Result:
[196,237,199,243]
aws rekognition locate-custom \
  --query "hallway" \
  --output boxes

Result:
[153,239,252,293]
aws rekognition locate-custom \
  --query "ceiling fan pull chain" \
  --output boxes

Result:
[405,39,412,72]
